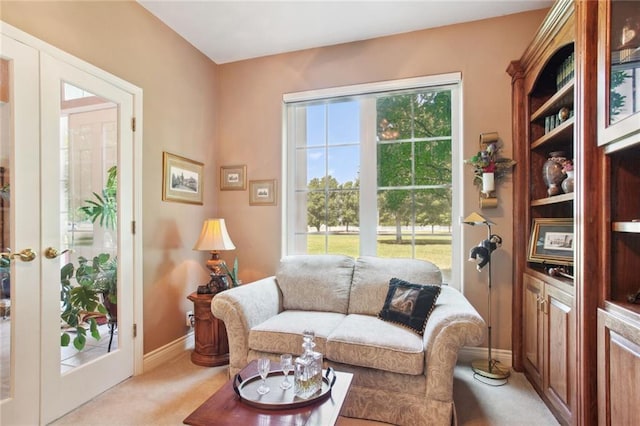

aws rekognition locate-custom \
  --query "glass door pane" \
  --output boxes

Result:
[59,82,118,370]
[0,58,11,401]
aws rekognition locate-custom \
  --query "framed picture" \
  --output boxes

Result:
[162,152,204,205]
[249,179,277,206]
[220,165,247,190]
[527,218,574,265]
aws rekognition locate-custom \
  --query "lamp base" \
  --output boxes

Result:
[471,359,510,380]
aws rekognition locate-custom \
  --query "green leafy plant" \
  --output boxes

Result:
[60,166,118,350]
[60,254,117,350]
[220,257,239,287]
[79,165,117,230]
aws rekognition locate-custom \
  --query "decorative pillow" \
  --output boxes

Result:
[378,278,442,335]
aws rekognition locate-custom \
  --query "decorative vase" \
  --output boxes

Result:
[482,172,495,194]
[542,151,567,196]
[561,170,574,193]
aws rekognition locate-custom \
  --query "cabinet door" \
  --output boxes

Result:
[597,0,640,149]
[598,309,640,426]
[523,273,544,387]
[543,284,574,421]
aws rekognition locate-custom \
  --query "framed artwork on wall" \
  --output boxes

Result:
[220,165,247,190]
[249,179,277,206]
[527,218,574,265]
[162,152,204,205]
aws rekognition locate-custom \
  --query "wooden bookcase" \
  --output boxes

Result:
[508,1,577,423]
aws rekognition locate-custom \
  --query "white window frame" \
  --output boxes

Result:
[282,73,462,288]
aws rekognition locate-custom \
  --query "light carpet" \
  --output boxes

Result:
[51,352,559,425]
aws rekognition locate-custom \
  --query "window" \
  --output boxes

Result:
[283,74,461,283]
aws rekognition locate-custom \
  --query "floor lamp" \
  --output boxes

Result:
[463,212,510,381]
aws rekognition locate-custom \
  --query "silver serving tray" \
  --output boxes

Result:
[233,367,336,410]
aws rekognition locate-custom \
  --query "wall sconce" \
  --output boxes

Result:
[193,218,236,294]
[464,132,515,209]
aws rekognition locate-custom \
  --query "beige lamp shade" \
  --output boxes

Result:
[462,211,495,226]
[193,218,236,251]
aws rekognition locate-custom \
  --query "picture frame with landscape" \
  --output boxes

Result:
[162,152,204,205]
[527,218,574,265]
[220,165,247,190]
[249,179,277,206]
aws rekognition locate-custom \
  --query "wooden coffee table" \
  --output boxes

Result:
[183,360,353,426]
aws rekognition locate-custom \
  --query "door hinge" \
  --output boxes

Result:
[131,220,136,234]
[133,323,137,338]
[131,117,136,132]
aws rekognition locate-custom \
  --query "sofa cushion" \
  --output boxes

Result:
[348,256,442,316]
[378,278,441,335]
[325,314,425,375]
[276,255,355,314]
[249,310,345,355]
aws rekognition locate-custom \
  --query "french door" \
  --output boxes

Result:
[1,28,139,425]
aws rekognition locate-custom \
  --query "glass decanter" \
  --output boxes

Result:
[293,330,323,399]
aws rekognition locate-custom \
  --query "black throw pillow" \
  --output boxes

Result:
[378,278,441,335]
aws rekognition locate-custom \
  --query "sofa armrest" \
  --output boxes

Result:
[422,286,485,402]
[212,276,282,373]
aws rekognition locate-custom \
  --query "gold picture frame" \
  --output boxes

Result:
[162,152,204,205]
[527,218,574,265]
[249,179,277,206]
[220,165,247,190]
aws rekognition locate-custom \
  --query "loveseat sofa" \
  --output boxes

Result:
[212,255,485,426]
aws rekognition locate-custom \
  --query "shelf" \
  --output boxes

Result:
[604,300,640,327]
[531,118,574,149]
[531,192,574,206]
[613,221,640,233]
[530,79,575,122]
[526,266,574,293]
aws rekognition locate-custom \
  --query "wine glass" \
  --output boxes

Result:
[256,357,270,395]
[280,354,293,390]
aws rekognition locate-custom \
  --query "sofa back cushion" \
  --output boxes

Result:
[348,256,442,315]
[276,255,355,314]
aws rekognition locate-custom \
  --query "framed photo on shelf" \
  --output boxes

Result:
[220,165,247,190]
[249,179,277,206]
[527,218,574,265]
[162,152,204,205]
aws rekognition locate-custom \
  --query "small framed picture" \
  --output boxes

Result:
[249,179,277,206]
[162,152,204,205]
[527,218,574,265]
[220,165,247,190]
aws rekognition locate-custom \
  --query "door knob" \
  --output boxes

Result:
[44,247,73,259]
[0,248,37,262]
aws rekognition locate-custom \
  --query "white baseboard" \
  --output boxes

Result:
[143,331,194,372]
[458,347,513,369]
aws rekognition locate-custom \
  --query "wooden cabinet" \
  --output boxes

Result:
[523,272,574,423]
[597,308,640,426]
[187,291,229,367]
[596,1,640,424]
[508,1,583,423]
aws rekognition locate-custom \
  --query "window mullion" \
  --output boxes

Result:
[359,97,377,256]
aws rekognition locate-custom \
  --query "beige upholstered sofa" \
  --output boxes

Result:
[212,255,485,426]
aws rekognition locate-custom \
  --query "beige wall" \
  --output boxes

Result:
[1,0,548,354]
[216,9,548,351]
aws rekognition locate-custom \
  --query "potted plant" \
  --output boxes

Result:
[60,166,118,350]
[60,253,117,350]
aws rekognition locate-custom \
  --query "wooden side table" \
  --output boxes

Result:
[187,291,229,367]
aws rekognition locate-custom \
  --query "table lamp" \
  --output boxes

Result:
[193,218,235,294]
[463,211,510,382]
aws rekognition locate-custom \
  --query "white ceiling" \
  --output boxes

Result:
[138,0,552,64]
